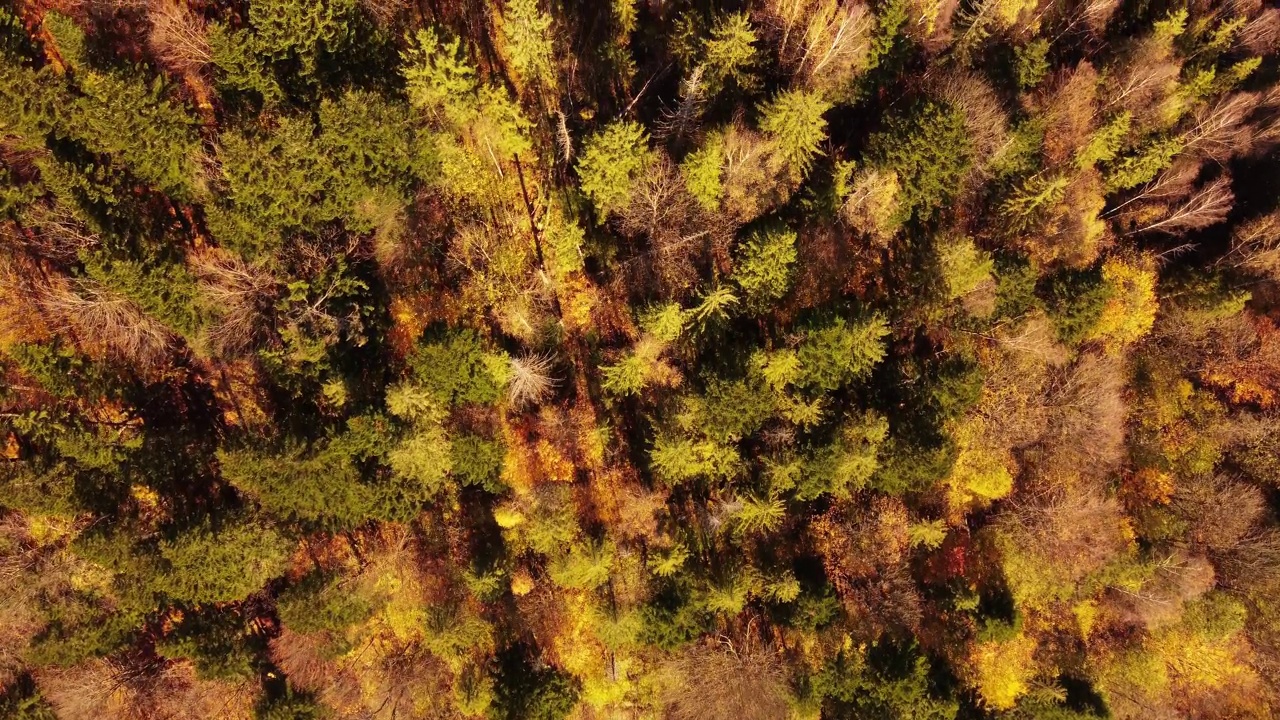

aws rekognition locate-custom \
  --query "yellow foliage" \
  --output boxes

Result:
[551,594,611,695]
[970,631,1038,710]
[510,567,535,596]
[1073,599,1100,639]
[374,571,428,643]
[559,275,598,333]
[536,439,576,482]
[1092,257,1158,350]
[946,419,1015,514]
[2,433,18,460]
[493,504,525,529]
[996,0,1039,26]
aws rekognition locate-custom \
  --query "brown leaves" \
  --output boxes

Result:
[660,637,790,720]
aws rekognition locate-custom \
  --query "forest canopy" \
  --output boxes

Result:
[1,0,1280,719]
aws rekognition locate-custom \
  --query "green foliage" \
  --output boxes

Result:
[696,377,776,442]
[908,519,948,549]
[731,494,786,536]
[256,689,328,720]
[489,648,580,720]
[3,9,1278,720]
[66,71,202,200]
[155,517,291,603]
[866,100,971,222]
[386,423,453,494]
[1104,135,1184,192]
[276,575,375,637]
[404,27,477,120]
[1013,39,1050,89]
[26,599,139,667]
[0,681,57,720]
[81,254,204,342]
[156,609,260,681]
[702,13,759,95]
[208,92,424,258]
[650,434,740,484]
[937,236,994,300]
[451,435,506,491]
[219,441,376,529]
[42,13,86,69]
[1181,591,1246,640]
[210,0,362,103]
[409,329,504,406]
[701,568,757,614]
[814,643,958,720]
[502,0,556,88]
[681,134,725,211]
[646,543,691,577]
[758,89,832,174]
[600,352,650,396]
[1042,267,1111,346]
[1000,175,1068,234]
[733,225,798,312]
[548,540,615,589]
[796,315,891,391]
[799,412,890,499]
[576,121,652,218]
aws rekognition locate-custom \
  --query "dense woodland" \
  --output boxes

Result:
[1,0,1279,717]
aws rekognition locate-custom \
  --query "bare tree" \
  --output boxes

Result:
[270,628,364,711]
[1105,157,1202,221]
[1107,551,1216,629]
[1238,7,1280,56]
[1123,175,1234,237]
[360,0,412,28]
[839,167,902,246]
[661,636,790,720]
[190,248,279,357]
[756,0,873,99]
[508,352,559,408]
[1037,62,1100,167]
[1182,92,1262,162]
[932,71,1009,176]
[997,483,1131,599]
[1219,209,1280,279]
[14,203,100,262]
[1038,351,1127,477]
[146,1,211,76]
[1175,474,1268,557]
[1104,36,1181,128]
[1079,0,1122,35]
[554,109,573,163]
[656,65,708,142]
[616,153,730,298]
[39,278,174,368]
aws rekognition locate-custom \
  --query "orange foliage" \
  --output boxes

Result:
[1121,467,1175,509]
[1199,316,1280,410]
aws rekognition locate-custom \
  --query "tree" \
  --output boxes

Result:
[408,328,506,406]
[155,517,292,604]
[501,0,556,91]
[865,100,971,222]
[796,315,890,391]
[757,88,832,175]
[758,0,873,101]
[577,121,653,219]
[660,639,790,720]
[702,13,760,97]
[732,225,797,312]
